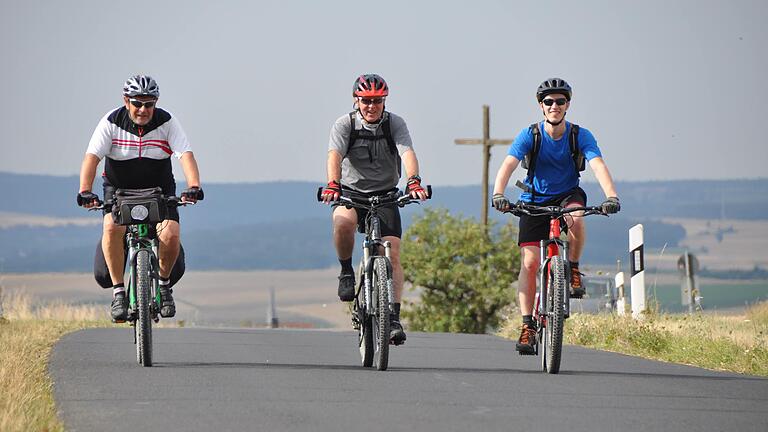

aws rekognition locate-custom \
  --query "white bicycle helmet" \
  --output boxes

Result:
[123,75,160,98]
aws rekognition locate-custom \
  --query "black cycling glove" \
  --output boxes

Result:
[601,197,620,214]
[77,191,101,207]
[181,186,205,201]
[492,193,510,211]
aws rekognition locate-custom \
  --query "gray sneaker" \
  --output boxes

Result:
[390,315,407,345]
[159,287,176,318]
[110,292,128,323]
[338,272,355,302]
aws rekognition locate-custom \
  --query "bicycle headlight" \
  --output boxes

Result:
[130,205,149,221]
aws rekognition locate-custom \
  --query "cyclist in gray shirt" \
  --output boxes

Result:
[321,74,428,345]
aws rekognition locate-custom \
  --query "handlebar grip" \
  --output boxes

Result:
[316,187,323,202]
[426,185,433,199]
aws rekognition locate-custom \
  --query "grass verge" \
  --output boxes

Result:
[0,290,112,432]
[499,301,768,376]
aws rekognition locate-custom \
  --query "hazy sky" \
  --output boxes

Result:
[1,0,766,186]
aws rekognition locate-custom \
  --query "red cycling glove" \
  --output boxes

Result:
[322,180,341,202]
[406,175,425,197]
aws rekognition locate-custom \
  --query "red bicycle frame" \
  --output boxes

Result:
[534,217,567,327]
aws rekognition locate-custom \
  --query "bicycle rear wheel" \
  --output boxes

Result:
[544,256,566,374]
[372,257,391,371]
[135,250,153,367]
[358,304,374,367]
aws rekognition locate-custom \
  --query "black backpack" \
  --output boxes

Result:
[518,122,585,199]
[346,111,401,175]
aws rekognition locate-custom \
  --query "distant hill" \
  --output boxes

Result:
[2,172,765,272]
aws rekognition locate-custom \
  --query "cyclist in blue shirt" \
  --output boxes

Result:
[492,78,620,354]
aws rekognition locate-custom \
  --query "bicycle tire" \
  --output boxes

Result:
[545,256,566,374]
[372,257,390,371]
[135,249,153,367]
[359,306,374,367]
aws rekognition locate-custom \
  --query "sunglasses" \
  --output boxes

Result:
[359,97,384,105]
[542,98,568,107]
[128,99,157,109]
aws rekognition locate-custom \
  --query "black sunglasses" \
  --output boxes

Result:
[129,99,157,109]
[359,97,384,105]
[542,98,568,107]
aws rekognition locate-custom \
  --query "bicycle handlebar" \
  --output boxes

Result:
[503,203,606,218]
[316,185,432,208]
[85,196,196,212]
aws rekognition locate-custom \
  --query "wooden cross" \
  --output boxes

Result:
[455,105,513,226]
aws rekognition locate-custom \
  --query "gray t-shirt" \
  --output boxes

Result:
[328,111,414,193]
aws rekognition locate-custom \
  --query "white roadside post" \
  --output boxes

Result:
[629,224,646,319]
[615,271,626,316]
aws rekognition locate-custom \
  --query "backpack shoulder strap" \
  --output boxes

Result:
[379,112,397,156]
[523,122,541,173]
[520,122,541,200]
[569,123,585,175]
[346,111,359,157]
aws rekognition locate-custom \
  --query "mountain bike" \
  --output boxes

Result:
[88,188,193,367]
[506,203,606,374]
[317,186,431,371]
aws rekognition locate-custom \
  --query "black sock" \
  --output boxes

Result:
[522,315,534,327]
[569,261,579,269]
[339,258,353,274]
[392,303,401,318]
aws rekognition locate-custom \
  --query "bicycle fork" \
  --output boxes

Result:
[536,238,572,324]
[361,239,393,314]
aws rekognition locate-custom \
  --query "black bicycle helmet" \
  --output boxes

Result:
[123,75,160,98]
[536,78,572,102]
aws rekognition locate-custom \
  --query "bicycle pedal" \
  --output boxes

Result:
[112,318,126,324]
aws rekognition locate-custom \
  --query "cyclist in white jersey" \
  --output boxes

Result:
[77,75,204,322]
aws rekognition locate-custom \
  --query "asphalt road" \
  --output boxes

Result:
[51,328,768,432]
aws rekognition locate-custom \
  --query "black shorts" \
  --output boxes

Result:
[518,187,587,246]
[341,188,403,238]
[102,176,179,222]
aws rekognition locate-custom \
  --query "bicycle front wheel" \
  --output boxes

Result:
[544,256,566,374]
[135,249,153,367]
[372,257,391,371]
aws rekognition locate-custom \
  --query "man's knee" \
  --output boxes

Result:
[103,221,125,240]
[158,221,181,245]
[521,254,539,274]
[333,217,357,238]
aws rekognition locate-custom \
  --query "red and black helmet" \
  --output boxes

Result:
[353,74,389,97]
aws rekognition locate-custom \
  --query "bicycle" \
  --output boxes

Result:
[86,187,193,367]
[505,202,606,374]
[317,186,431,371]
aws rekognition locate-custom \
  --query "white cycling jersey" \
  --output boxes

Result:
[86,106,192,189]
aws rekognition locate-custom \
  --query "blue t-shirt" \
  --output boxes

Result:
[507,121,602,203]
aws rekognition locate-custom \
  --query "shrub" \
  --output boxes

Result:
[401,208,520,333]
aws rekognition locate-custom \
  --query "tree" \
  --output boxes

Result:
[401,208,520,333]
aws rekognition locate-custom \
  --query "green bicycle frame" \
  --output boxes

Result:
[126,223,161,318]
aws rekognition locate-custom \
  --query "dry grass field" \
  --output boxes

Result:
[0,290,111,432]
[653,218,768,271]
[0,269,365,329]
